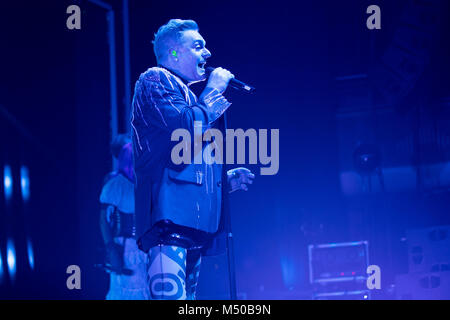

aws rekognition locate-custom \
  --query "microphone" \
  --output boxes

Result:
[206,67,255,93]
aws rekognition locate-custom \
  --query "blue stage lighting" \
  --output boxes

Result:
[280,257,298,288]
[20,166,30,202]
[27,238,35,270]
[0,249,4,284]
[6,239,16,282]
[4,165,13,201]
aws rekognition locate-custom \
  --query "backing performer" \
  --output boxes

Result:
[131,19,254,300]
[99,137,149,299]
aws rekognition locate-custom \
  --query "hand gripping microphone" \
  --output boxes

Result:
[206,67,255,93]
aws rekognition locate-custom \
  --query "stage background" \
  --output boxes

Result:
[1,0,449,299]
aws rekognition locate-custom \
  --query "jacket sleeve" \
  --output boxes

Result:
[133,69,231,137]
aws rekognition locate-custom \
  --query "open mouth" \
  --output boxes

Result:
[197,62,206,74]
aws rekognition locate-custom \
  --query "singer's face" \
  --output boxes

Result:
[174,30,211,83]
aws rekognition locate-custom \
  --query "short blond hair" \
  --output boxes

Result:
[152,19,198,64]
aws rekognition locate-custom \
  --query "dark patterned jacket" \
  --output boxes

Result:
[131,66,230,252]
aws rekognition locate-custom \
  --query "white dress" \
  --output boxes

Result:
[99,174,150,300]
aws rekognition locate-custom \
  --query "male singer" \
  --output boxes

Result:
[131,19,254,300]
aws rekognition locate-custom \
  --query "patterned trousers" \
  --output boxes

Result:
[146,244,202,300]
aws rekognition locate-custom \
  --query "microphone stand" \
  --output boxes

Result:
[221,111,237,300]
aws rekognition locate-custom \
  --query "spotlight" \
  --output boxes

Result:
[6,239,16,282]
[0,250,4,284]
[4,165,13,202]
[27,238,35,270]
[20,166,30,202]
